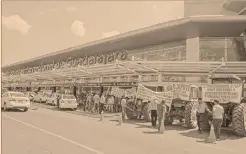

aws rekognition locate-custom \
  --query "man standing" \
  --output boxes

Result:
[197,98,211,133]
[149,97,158,127]
[157,100,166,131]
[86,93,93,112]
[99,93,106,114]
[212,100,224,141]
[121,96,127,120]
[93,92,100,113]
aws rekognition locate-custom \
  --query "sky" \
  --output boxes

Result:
[2,1,184,67]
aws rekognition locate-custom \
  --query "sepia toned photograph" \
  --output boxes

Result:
[1,0,246,154]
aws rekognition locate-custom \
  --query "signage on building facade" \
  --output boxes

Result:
[6,50,128,76]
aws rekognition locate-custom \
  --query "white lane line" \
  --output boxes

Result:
[3,114,105,154]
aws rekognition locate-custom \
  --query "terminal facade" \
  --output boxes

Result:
[2,1,246,94]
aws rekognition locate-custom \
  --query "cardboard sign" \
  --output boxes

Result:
[136,84,173,106]
[125,87,137,97]
[163,83,192,101]
[201,84,243,103]
[111,87,125,98]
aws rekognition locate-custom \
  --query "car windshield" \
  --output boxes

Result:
[10,92,25,97]
[63,95,75,99]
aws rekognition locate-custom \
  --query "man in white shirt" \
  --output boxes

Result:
[99,93,106,114]
[149,97,158,127]
[93,92,100,113]
[196,98,211,133]
[212,99,224,141]
[157,100,166,131]
[121,96,127,120]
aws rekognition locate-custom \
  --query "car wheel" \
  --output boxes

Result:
[73,108,77,111]
[23,108,28,112]
[39,99,42,103]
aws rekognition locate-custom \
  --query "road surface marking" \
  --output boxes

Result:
[3,114,105,154]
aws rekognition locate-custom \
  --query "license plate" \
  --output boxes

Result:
[18,100,24,103]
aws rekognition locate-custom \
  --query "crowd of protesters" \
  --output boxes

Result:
[75,91,146,118]
[76,91,123,114]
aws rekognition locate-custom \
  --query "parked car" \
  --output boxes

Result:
[46,93,58,105]
[1,91,31,112]
[33,91,51,103]
[57,94,78,110]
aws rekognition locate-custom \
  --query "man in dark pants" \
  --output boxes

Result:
[196,98,211,133]
[212,100,224,141]
[149,97,158,127]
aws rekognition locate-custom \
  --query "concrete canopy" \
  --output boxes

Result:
[2,16,246,72]
[223,0,246,13]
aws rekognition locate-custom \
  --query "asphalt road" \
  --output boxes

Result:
[2,106,246,154]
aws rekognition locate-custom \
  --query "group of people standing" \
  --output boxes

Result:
[77,92,124,114]
[196,98,224,141]
[148,97,167,131]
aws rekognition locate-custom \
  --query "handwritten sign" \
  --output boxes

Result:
[111,87,125,98]
[163,83,192,101]
[125,87,137,97]
[136,84,173,106]
[201,84,243,103]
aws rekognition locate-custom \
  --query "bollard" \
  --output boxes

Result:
[159,119,165,134]
[159,107,166,134]
[99,110,104,122]
[117,113,123,126]
[205,123,216,144]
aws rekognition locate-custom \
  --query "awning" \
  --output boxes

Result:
[3,61,246,84]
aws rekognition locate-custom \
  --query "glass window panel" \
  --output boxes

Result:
[127,40,186,61]
[200,38,225,61]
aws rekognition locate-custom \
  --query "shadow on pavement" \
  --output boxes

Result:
[1,108,24,112]
[142,130,160,134]
[180,129,243,141]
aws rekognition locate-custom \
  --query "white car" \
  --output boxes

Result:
[58,94,78,110]
[33,91,50,103]
[1,91,31,112]
[46,93,58,105]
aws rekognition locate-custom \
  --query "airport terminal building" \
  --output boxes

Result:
[2,1,246,94]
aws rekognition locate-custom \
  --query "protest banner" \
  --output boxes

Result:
[125,87,137,98]
[136,84,174,106]
[201,84,243,103]
[111,87,125,98]
[163,83,192,101]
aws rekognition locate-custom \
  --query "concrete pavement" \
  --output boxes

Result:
[2,107,246,154]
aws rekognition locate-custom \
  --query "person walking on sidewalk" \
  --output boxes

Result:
[99,93,106,114]
[149,97,158,127]
[157,100,166,131]
[196,98,211,133]
[93,92,100,113]
[212,100,224,141]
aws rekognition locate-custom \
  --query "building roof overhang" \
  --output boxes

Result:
[2,61,246,85]
[2,16,246,72]
[223,0,246,13]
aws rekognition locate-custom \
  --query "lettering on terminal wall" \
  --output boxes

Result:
[5,50,128,76]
